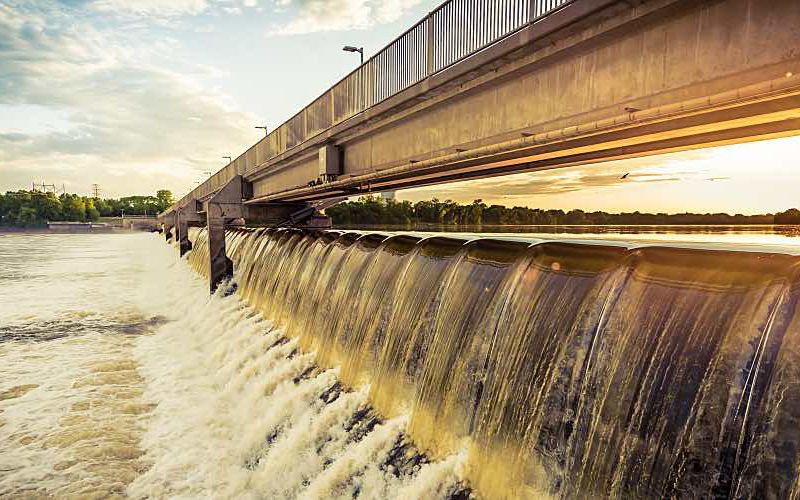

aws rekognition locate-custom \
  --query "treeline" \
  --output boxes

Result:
[326,197,800,226]
[0,190,174,227]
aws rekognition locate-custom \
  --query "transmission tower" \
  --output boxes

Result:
[31,182,65,196]
[92,184,101,199]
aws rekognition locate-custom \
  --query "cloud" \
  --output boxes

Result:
[0,1,258,197]
[89,0,210,18]
[273,0,424,34]
[401,155,707,205]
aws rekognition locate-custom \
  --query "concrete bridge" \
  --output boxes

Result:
[160,0,800,291]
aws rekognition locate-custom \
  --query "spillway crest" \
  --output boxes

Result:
[186,228,800,499]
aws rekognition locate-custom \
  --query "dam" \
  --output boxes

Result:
[3,0,800,496]
[171,227,800,498]
[2,226,800,498]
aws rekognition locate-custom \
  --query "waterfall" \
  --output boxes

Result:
[183,228,800,499]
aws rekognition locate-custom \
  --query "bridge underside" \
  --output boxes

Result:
[260,88,800,203]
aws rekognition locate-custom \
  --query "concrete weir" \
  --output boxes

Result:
[166,175,332,292]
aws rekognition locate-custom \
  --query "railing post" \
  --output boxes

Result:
[303,107,309,142]
[330,89,336,126]
[426,14,435,76]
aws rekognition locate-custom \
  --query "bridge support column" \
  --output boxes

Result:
[163,213,176,243]
[176,201,203,257]
[206,176,245,293]
[190,175,337,293]
[176,209,191,257]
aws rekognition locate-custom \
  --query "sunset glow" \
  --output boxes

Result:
[401,135,800,214]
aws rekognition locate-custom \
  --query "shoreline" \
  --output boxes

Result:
[0,227,154,234]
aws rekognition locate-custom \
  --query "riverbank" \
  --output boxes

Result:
[0,227,116,234]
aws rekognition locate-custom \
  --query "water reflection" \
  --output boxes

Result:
[334,224,800,253]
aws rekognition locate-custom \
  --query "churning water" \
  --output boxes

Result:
[0,232,464,499]
[3,230,800,499]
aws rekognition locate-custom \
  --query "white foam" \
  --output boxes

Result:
[0,232,466,498]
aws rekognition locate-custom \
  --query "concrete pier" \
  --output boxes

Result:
[161,175,333,293]
[205,177,245,293]
[163,213,176,242]
[177,201,203,257]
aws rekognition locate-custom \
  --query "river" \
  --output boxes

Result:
[2,228,800,498]
[0,232,463,498]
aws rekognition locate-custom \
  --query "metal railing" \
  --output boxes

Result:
[181,0,573,206]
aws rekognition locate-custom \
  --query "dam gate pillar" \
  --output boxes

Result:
[177,201,203,257]
[205,176,246,293]
[163,212,176,243]
[202,176,335,293]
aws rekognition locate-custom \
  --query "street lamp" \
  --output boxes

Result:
[222,156,232,163]
[255,126,269,136]
[342,45,364,65]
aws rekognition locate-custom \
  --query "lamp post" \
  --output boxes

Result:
[255,126,268,136]
[222,156,232,163]
[342,45,364,65]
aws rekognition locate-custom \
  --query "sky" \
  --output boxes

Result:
[1,0,798,214]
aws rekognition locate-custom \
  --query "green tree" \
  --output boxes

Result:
[156,190,174,212]
[60,194,86,221]
[775,208,800,224]
[84,198,100,221]
[15,206,39,226]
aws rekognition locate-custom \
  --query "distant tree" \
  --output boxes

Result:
[324,196,791,228]
[60,194,86,221]
[156,190,174,212]
[0,188,176,227]
[84,198,100,221]
[29,192,62,222]
[15,206,39,226]
[94,198,114,217]
[775,208,800,224]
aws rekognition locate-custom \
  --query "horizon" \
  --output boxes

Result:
[4,185,800,218]
[332,195,800,218]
